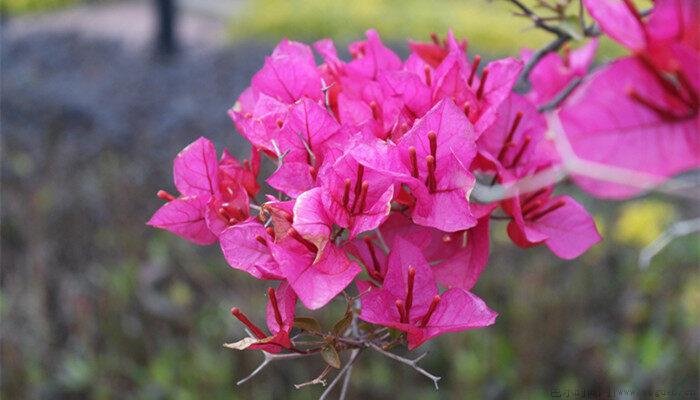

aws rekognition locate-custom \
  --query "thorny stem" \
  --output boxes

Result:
[294,365,333,389]
[319,349,362,400]
[236,351,314,386]
[368,343,442,390]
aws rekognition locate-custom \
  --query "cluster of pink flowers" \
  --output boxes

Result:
[148,0,698,354]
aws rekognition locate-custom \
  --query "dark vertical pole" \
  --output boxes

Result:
[155,0,177,55]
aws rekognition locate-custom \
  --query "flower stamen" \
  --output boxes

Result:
[419,295,441,327]
[425,155,437,193]
[409,146,419,179]
[364,237,383,280]
[231,307,267,339]
[157,190,175,202]
[468,55,482,86]
[267,287,285,329]
[476,68,489,100]
[507,135,532,169]
[528,199,566,221]
[405,266,416,322]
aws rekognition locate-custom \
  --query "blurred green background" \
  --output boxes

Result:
[1,0,698,399]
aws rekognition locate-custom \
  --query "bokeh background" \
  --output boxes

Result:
[2,1,699,399]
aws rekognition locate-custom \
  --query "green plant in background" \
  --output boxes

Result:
[227,0,626,58]
[614,200,677,248]
[1,0,79,15]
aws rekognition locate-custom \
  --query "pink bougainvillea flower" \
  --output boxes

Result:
[266,98,350,197]
[345,29,403,80]
[476,93,558,183]
[219,220,284,280]
[502,187,601,259]
[219,147,261,198]
[559,56,700,198]
[347,234,389,283]
[468,57,524,133]
[317,150,396,239]
[584,0,699,65]
[380,212,492,290]
[377,70,432,138]
[251,39,323,104]
[563,0,699,198]
[358,238,497,349]
[227,281,297,353]
[522,39,598,106]
[408,31,467,69]
[148,137,252,244]
[393,99,478,232]
[270,230,361,310]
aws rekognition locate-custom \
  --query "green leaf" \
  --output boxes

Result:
[294,316,321,332]
[332,309,353,335]
[321,345,341,369]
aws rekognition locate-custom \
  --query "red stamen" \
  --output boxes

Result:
[405,266,416,322]
[419,295,441,327]
[425,155,437,193]
[522,188,547,205]
[267,287,285,329]
[628,89,680,120]
[675,69,700,108]
[476,68,489,100]
[508,135,532,169]
[255,235,267,245]
[276,119,284,128]
[428,131,437,160]
[231,307,267,339]
[468,55,482,86]
[222,203,246,221]
[364,237,382,278]
[157,190,175,202]
[286,228,317,253]
[408,146,419,178]
[640,58,694,110]
[350,165,365,212]
[463,102,471,118]
[265,226,275,239]
[395,300,408,323]
[528,199,566,221]
[496,111,523,161]
[244,112,252,119]
[342,178,352,208]
[357,181,369,213]
[430,32,440,45]
[562,44,571,68]
[521,199,544,217]
[309,165,317,179]
[424,66,432,86]
[370,101,381,120]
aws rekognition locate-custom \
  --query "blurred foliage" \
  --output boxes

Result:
[614,200,677,248]
[228,0,627,58]
[0,0,79,15]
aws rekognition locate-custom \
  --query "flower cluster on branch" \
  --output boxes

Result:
[147,0,698,395]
